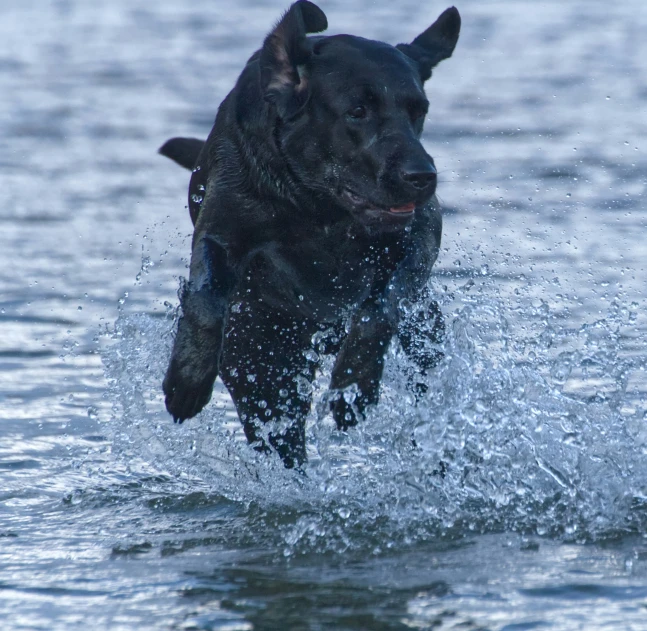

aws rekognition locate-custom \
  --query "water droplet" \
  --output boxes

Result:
[295,375,311,396]
[304,349,319,362]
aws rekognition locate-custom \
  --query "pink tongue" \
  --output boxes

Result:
[389,202,416,214]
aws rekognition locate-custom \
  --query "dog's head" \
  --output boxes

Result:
[260,1,460,229]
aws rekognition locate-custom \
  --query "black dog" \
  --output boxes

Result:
[160,1,460,468]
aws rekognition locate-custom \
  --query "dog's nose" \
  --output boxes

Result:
[400,160,437,190]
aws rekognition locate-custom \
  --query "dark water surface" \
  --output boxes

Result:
[2,0,647,629]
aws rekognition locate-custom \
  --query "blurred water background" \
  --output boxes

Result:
[2,0,647,628]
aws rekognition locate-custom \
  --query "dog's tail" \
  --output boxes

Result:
[158,137,205,171]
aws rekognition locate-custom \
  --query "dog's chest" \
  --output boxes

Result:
[249,226,390,321]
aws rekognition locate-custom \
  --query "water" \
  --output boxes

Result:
[2,0,647,628]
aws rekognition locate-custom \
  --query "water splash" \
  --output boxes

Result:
[101,273,647,555]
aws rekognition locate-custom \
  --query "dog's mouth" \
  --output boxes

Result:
[341,188,416,217]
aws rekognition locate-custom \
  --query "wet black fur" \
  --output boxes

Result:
[160,1,460,468]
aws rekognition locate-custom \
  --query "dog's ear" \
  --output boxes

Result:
[159,137,205,171]
[397,7,461,82]
[260,1,328,117]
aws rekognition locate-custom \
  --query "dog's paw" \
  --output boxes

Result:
[162,359,217,423]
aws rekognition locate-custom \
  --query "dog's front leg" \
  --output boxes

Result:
[329,298,397,430]
[398,298,445,398]
[220,308,318,470]
[163,235,238,422]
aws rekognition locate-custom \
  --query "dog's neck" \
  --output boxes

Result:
[235,116,296,202]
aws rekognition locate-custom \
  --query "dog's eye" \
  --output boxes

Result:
[347,105,367,120]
